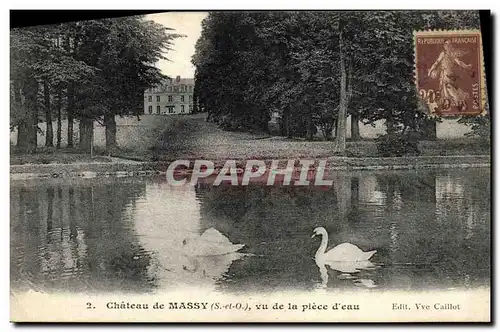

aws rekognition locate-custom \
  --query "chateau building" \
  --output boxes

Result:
[144,75,194,115]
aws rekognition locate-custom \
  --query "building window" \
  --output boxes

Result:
[168,95,173,102]
[168,107,174,114]
[156,96,161,102]
[148,95,152,102]
[189,86,193,92]
[181,95,185,102]
[174,86,179,92]
[148,105,153,114]
[156,105,161,114]
[189,105,193,112]
[189,95,193,101]
[181,105,185,113]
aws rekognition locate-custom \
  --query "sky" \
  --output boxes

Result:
[145,12,208,79]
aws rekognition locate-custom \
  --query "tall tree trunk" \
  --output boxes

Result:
[17,123,29,153]
[335,29,348,154]
[422,119,437,140]
[22,77,39,154]
[104,114,118,153]
[428,121,437,140]
[56,87,62,149]
[43,81,53,147]
[13,79,28,152]
[66,83,74,148]
[79,117,93,153]
[350,112,361,141]
[306,109,314,141]
[282,108,291,138]
[386,111,395,137]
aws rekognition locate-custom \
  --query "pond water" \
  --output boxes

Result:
[10,168,490,294]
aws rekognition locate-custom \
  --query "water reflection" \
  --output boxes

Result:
[315,260,378,291]
[129,183,249,291]
[11,180,153,293]
[10,168,490,294]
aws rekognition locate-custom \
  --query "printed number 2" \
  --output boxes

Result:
[86,302,95,309]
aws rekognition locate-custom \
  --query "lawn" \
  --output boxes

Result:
[117,114,489,161]
[10,148,113,165]
[10,113,490,164]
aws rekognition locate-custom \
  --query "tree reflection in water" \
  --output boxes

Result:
[194,169,490,293]
[10,179,154,294]
[10,168,490,294]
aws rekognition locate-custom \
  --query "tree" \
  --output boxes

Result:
[458,107,490,143]
[42,81,53,147]
[11,16,180,154]
[10,26,48,153]
[192,11,482,153]
[11,23,97,152]
[96,17,181,152]
[68,17,181,153]
[193,12,276,133]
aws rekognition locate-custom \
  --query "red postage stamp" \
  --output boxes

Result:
[414,30,486,117]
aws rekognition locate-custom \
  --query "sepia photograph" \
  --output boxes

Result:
[8,9,491,323]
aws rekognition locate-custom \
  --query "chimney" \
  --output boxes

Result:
[176,75,181,82]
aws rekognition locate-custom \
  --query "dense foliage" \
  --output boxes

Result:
[10,16,181,153]
[192,11,484,154]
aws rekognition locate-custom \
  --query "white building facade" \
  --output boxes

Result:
[144,75,194,115]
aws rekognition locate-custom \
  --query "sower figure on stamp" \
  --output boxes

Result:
[427,39,473,112]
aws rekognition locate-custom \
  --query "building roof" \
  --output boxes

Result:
[145,76,195,93]
[164,76,194,85]
[174,78,195,85]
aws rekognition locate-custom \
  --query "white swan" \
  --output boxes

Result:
[312,227,376,262]
[182,228,245,257]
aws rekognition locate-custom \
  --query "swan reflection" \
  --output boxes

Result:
[327,260,376,274]
[146,233,247,290]
[132,184,247,290]
[182,252,248,280]
[315,260,379,290]
[354,279,377,288]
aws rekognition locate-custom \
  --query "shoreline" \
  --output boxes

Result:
[10,155,491,181]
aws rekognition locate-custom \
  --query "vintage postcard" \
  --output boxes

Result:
[9,10,491,323]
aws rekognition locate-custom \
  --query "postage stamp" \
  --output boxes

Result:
[414,30,486,117]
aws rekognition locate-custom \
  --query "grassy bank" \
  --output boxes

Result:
[115,114,489,161]
[10,155,490,183]
[10,148,113,165]
[10,113,490,166]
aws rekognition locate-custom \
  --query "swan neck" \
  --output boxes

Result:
[316,232,328,258]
